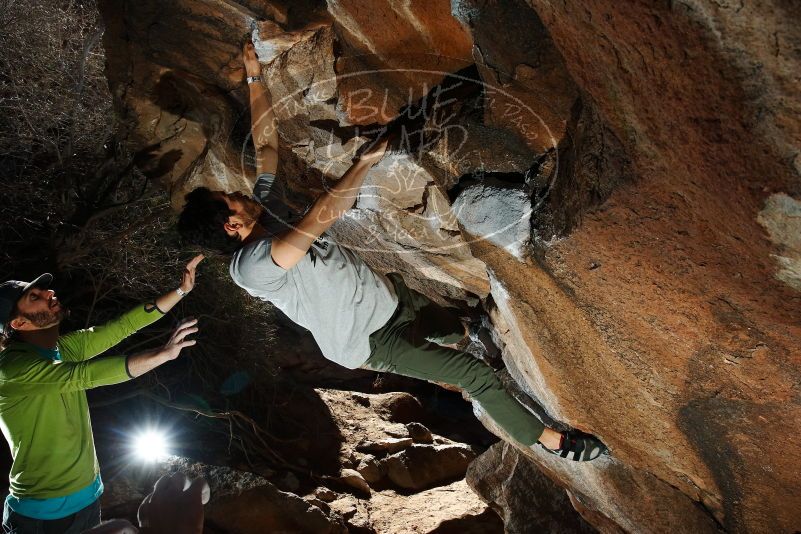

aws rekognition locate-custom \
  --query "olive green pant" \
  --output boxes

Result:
[363,274,545,446]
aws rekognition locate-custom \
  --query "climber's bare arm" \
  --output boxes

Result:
[270,138,388,270]
[244,41,278,176]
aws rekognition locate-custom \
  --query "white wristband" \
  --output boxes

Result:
[176,287,186,297]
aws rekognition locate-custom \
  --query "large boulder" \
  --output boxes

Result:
[467,441,596,534]
[101,457,346,533]
[98,0,801,532]
[383,444,477,490]
[468,1,801,532]
[329,479,502,533]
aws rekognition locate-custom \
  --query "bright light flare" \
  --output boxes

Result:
[133,430,170,462]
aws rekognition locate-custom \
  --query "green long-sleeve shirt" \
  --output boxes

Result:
[0,304,164,499]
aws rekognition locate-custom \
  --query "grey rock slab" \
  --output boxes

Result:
[452,178,531,260]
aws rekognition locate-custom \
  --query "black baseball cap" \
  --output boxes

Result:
[0,274,53,335]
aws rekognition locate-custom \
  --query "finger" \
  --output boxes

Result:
[161,472,187,495]
[175,325,200,338]
[187,255,203,270]
[151,473,175,497]
[175,336,198,348]
[176,318,198,329]
[137,493,153,527]
[186,476,211,505]
[175,327,200,343]
[170,329,188,344]
[178,339,197,350]
[172,320,198,339]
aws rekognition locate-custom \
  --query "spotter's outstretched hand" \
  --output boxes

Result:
[179,254,204,294]
[161,318,198,361]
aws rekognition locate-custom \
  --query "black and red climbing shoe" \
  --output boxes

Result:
[543,430,607,462]
[467,319,502,361]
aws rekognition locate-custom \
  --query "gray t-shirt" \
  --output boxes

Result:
[229,174,398,369]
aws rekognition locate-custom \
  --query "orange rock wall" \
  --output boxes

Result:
[99,0,801,531]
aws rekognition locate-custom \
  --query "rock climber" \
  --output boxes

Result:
[177,41,606,463]
[0,255,203,533]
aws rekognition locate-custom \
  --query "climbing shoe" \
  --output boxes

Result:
[467,320,502,361]
[542,430,607,462]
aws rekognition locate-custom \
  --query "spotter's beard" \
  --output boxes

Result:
[21,306,68,329]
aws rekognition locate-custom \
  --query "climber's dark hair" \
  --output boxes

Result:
[178,187,242,255]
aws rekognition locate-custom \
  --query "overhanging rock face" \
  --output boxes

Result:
[100,0,801,532]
